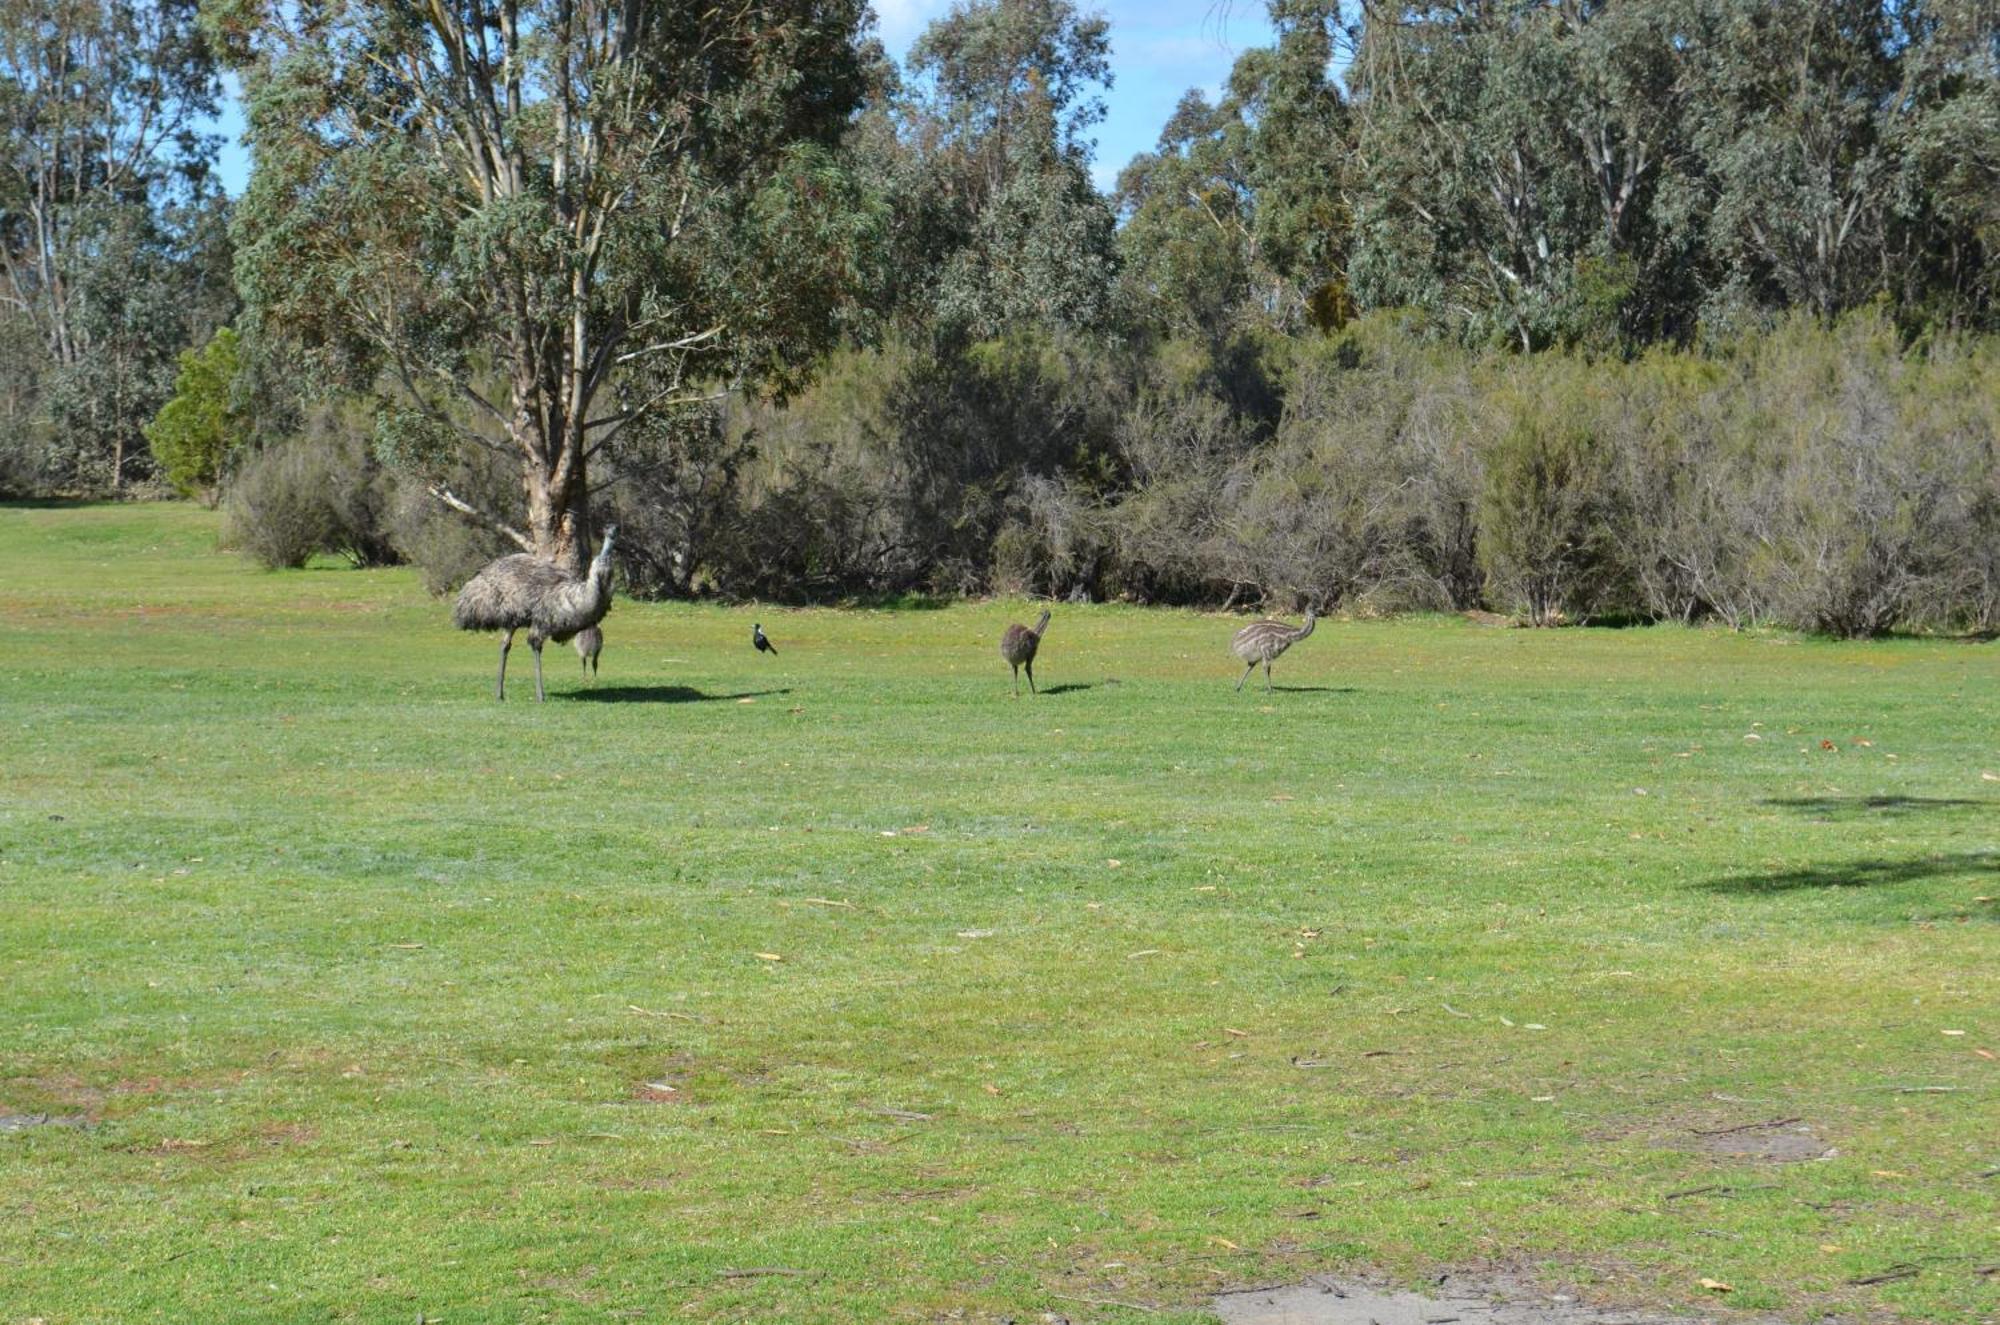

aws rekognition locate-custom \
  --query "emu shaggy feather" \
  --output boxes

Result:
[453,528,617,701]
[1000,608,1050,696]
[1231,607,1316,692]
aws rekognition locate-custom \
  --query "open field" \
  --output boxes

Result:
[1,502,1995,1324]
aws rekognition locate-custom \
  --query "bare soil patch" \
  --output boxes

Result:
[1215,1272,1761,1325]
[0,1111,89,1132]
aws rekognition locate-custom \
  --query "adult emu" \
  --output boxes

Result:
[1000,608,1050,696]
[1232,606,1316,692]
[453,527,617,701]
[575,626,603,678]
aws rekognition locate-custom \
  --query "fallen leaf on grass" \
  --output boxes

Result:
[1698,1278,1732,1293]
[1820,739,1838,751]
[641,1081,677,1095]
[1224,1028,1250,1038]
[983,1084,1000,1095]
[1871,1170,1907,1178]
[1942,1029,1966,1036]
[755,953,784,962]
[1207,1237,1241,1251]
[1106,859,1123,868]
[736,698,755,705]
[389,943,425,950]
[1975,1049,1995,1060]
[1820,1244,1843,1254]
[1983,772,1999,782]
[956,930,995,939]
[1128,948,1162,959]
[800,897,855,909]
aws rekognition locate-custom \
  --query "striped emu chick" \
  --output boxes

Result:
[1231,606,1317,692]
[1000,608,1051,696]
[452,526,617,702]
[575,625,602,678]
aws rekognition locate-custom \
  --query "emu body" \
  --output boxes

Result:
[1000,608,1051,696]
[1232,607,1316,692]
[452,527,617,701]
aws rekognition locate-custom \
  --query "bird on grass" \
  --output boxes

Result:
[575,625,602,679]
[451,526,617,702]
[753,623,777,656]
[1000,608,1051,696]
[1232,605,1316,692]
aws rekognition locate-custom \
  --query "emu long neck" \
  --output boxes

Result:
[578,537,616,613]
[1033,609,1051,638]
[1293,609,1316,641]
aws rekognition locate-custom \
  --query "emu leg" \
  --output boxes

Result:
[1011,663,1020,696]
[497,630,515,701]
[1264,659,1273,692]
[1026,660,1036,695]
[532,638,546,703]
[1236,661,1254,692]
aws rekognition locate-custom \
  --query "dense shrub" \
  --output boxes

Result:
[222,410,397,569]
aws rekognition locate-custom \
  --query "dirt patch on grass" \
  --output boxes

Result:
[1215,1272,1757,1325]
[0,1111,90,1132]
[1665,1117,1834,1165]
[1692,1121,1832,1164]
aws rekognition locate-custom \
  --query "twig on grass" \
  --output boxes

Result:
[1691,1116,1801,1135]
[1050,1291,1159,1313]
[1848,1264,1921,1286]
[718,1267,815,1279]
[627,1004,697,1021]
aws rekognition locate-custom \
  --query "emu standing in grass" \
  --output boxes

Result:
[1232,606,1316,692]
[575,625,602,678]
[452,527,617,701]
[1000,608,1050,696]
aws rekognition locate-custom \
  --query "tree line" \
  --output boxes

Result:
[3,0,1996,633]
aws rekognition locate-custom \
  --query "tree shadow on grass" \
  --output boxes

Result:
[1764,796,1992,819]
[1698,852,1998,894]
[562,686,792,704]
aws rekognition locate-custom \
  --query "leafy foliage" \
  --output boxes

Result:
[145,327,244,502]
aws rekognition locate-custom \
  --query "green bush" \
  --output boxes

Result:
[1477,363,1629,625]
[144,328,244,504]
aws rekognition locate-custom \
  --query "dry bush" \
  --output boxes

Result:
[223,408,398,570]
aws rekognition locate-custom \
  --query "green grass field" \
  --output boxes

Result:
[2,503,1995,1324]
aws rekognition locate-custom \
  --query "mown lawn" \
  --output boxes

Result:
[1,502,1994,1324]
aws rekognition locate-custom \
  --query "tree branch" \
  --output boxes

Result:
[429,484,535,552]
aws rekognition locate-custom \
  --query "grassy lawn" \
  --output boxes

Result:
[1,502,1995,1325]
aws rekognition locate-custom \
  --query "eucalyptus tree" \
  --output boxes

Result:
[1348,0,1698,350]
[883,0,1118,338]
[1688,0,1999,330]
[0,0,225,489]
[220,0,880,570]
[1116,0,1351,337]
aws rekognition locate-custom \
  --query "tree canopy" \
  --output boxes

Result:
[217,0,882,568]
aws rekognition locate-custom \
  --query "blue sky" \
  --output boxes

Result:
[207,1,1277,196]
